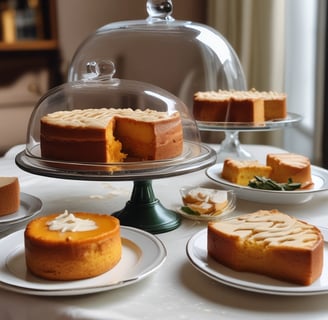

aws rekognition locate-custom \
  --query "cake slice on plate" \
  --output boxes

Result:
[207,209,324,285]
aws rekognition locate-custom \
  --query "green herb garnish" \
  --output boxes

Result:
[248,176,301,191]
[180,206,200,216]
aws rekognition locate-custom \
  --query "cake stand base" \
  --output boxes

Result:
[216,131,252,162]
[112,180,181,234]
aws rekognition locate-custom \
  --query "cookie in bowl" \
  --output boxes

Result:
[179,187,236,221]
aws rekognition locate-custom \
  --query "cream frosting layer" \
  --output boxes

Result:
[42,108,178,128]
[195,89,286,101]
[211,210,320,248]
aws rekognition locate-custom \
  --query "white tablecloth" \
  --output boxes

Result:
[1,144,328,320]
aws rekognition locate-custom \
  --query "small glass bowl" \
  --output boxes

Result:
[178,187,236,221]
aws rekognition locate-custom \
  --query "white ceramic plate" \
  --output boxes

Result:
[0,227,166,296]
[206,164,328,204]
[0,193,42,225]
[186,228,328,296]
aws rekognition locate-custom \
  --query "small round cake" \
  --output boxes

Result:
[24,211,121,280]
[0,177,20,216]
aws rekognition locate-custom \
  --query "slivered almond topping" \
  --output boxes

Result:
[41,108,177,128]
[212,210,320,248]
[194,89,286,101]
[270,153,310,168]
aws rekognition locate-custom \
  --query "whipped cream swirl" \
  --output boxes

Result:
[47,210,98,232]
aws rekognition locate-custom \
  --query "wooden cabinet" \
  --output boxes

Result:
[0,0,60,83]
[0,0,61,154]
[0,0,58,49]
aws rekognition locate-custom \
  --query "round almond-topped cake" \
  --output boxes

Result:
[40,108,183,162]
[24,211,121,280]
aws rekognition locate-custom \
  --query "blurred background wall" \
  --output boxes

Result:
[0,0,206,155]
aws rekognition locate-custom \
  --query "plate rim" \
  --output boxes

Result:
[0,226,166,296]
[196,112,302,132]
[175,203,236,222]
[0,193,43,226]
[206,163,328,195]
[186,228,328,296]
[15,141,216,181]
[206,163,328,194]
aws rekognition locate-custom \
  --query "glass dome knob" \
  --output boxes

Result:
[147,0,173,20]
[84,60,119,85]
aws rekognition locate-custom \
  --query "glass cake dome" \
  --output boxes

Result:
[15,0,247,233]
[68,0,246,110]
[17,59,214,178]
[16,59,217,233]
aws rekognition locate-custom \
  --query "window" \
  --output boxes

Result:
[284,0,324,164]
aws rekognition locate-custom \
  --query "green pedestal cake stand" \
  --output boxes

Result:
[113,180,180,234]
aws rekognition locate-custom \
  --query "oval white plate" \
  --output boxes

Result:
[206,164,328,204]
[186,228,328,296]
[0,226,166,296]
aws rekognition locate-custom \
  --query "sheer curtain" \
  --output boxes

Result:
[207,0,325,164]
[284,0,325,165]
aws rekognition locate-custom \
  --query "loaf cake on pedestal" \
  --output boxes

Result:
[193,89,286,123]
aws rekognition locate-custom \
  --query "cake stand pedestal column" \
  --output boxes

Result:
[15,142,217,234]
[216,131,252,162]
[113,180,180,234]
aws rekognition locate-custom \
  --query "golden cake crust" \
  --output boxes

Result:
[229,97,264,123]
[193,95,230,122]
[266,153,312,186]
[208,209,323,285]
[24,212,121,280]
[40,108,183,162]
[0,177,20,216]
[193,89,286,122]
[221,158,272,186]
